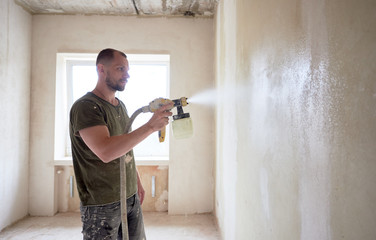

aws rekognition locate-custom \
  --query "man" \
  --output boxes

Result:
[69,48,172,239]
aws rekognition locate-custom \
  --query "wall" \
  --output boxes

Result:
[0,0,32,231]
[55,166,80,213]
[55,165,169,213]
[215,0,376,239]
[30,15,215,215]
[138,166,169,212]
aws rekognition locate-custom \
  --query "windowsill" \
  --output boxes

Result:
[54,157,169,166]
[135,157,169,166]
[54,157,73,166]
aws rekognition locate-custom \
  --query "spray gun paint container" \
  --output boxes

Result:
[171,103,193,139]
[172,114,193,139]
[147,97,193,141]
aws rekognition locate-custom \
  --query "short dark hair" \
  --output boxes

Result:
[96,48,127,66]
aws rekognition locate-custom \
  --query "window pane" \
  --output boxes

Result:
[120,64,168,113]
[72,66,97,102]
[66,65,97,156]
[117,63,169,158]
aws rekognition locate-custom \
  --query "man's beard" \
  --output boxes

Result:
[105,73,125,92]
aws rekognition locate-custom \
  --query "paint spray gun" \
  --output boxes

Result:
[125,97,193,142]
[144,97,193,142]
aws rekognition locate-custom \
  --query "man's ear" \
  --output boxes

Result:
[97,64,105,74]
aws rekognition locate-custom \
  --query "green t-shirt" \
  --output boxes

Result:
[69,92,137,206]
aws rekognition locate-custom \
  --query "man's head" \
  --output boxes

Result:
[96,48,129,92]
[96,48,127,66]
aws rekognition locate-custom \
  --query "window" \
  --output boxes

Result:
[55,53,170,164]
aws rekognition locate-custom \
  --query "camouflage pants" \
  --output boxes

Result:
[80,194,146,240]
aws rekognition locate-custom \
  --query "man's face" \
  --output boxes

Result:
[104,52,130,91]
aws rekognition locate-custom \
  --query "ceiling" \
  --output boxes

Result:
[14,0,218,17]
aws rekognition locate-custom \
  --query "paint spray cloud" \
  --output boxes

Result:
[188,84,249,107]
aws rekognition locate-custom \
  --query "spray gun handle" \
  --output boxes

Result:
[147,98,169,143]
[159,126,166,142]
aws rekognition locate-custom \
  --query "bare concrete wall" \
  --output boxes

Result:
[29,15,214,215]
[215,0,376,239]
[0,0,31,231]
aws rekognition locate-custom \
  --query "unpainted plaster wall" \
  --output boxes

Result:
[215,0,376,239]
[0,0,32,231]
[29,15,215,215]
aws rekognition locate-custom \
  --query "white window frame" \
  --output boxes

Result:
[54,53,170,166]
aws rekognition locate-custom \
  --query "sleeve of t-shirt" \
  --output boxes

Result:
[70,99,107,137]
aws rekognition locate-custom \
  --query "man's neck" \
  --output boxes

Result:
[92,88,118,106]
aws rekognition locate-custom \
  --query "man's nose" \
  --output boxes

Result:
[124,72,130,79]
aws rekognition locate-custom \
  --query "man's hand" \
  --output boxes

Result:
[146,103,173,132]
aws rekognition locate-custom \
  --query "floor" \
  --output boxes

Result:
[0,212,220,240]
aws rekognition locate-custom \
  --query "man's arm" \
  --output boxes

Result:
[79,104,172,163]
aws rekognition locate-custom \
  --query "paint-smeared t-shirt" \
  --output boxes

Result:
[69,92,137,206]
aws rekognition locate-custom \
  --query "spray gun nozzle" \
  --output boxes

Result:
[172,97,188,108]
